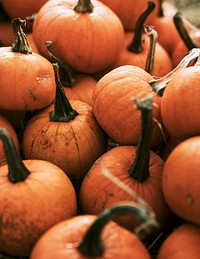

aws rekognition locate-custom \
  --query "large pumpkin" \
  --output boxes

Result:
[0,128,77,257]
[0,18,56,111]
[33,0,125,73]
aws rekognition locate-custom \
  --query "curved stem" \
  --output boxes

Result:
[173,12,197,51]
[145,26,158,75]
[157,0,164,17]
[74,0,93,13]
[0,128,30,183]
[150,48,200,95]
[78,202,158,257]
[128,1,156,53]
[45,41,75,87]
[129,93,155,182]
[11,18,32,54]
[50,63,79,122]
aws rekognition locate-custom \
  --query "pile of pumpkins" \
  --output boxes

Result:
[0,0,200,258]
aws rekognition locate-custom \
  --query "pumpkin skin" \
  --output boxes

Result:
[0,115,20,166]
[92,65,163,146]
[33,0,125,73]
[0,47,56,111]
[99,0,159,31]
[162,136,200,225]
[22,100,107,188]
[161,65,200,140]
[79,145,172,234]
[0,21,13,46]
[157,223,200,259]
[0,159,77,257]
[30,214,151,259]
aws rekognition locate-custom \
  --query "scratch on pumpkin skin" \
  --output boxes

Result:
[35,74,51,84]
[28,88,37,101]
[187,194,194,204]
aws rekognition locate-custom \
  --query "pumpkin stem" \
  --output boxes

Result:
[173,12,197,51]
[129,93,155,182]
[78,202,158,257]
[150,48,200,95]
[128,1,156,53]
[45,41,75,87]
[11,17,32,54]
[0,128,30,183]
[50,63,79,122]
[74,0,93,13]
[145,25,158,75]
[157,0,164,17]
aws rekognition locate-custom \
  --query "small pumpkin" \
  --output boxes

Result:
[22,63,107,189]
[0,128,77,257]
[30,202,157,259]
[0,18,56,111]
[33,0,125,73]
[157,223,200,259]
[162,135,200,225]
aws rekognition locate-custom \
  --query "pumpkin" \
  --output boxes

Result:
[172,12,200,67]
[162,136,200,225]
[0,18,56,111]
[80,94,173,241]
[160,56,200,140]
[0,114,20,166]
[22,63,107,189]
[0,128,77,257]
[150,0,180,57]
[33,0,125,74]
[157,223,200,259]
[30,202,157,259]
[99,0,159,31]
[92,65,163,146]
[112,2,172,77]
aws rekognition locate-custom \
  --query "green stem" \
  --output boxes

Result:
[78,202,158,257]
[144,25,158,75]
[129,93,155,182]
[150,48,200,95]
[0,128,30,183]
[45,41,75,87]
[11,17,32,54]
[128,1,156,53]
[173,12,197,51]
[50,63,79,122]
[74,0,93,13]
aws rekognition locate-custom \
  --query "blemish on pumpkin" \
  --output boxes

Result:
[187,194,194,204]
[35,74,51,84]
[40,138,52,149]
[29,88,37,101]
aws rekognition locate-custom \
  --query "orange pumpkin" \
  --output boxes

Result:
[80,94,173,241]
[99,0,159,31]
[162,136,200,225]
[0,128,77,257]
[30,202,157,259]
[33,0,125,73]
[0,114,20,166]
[22,63,107,189]
[157,223,200,259]
[92,65,163,146]
[160,60,200,140]
[0,18,56,111]
[172,12,200,67]
[94,2,172,80]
